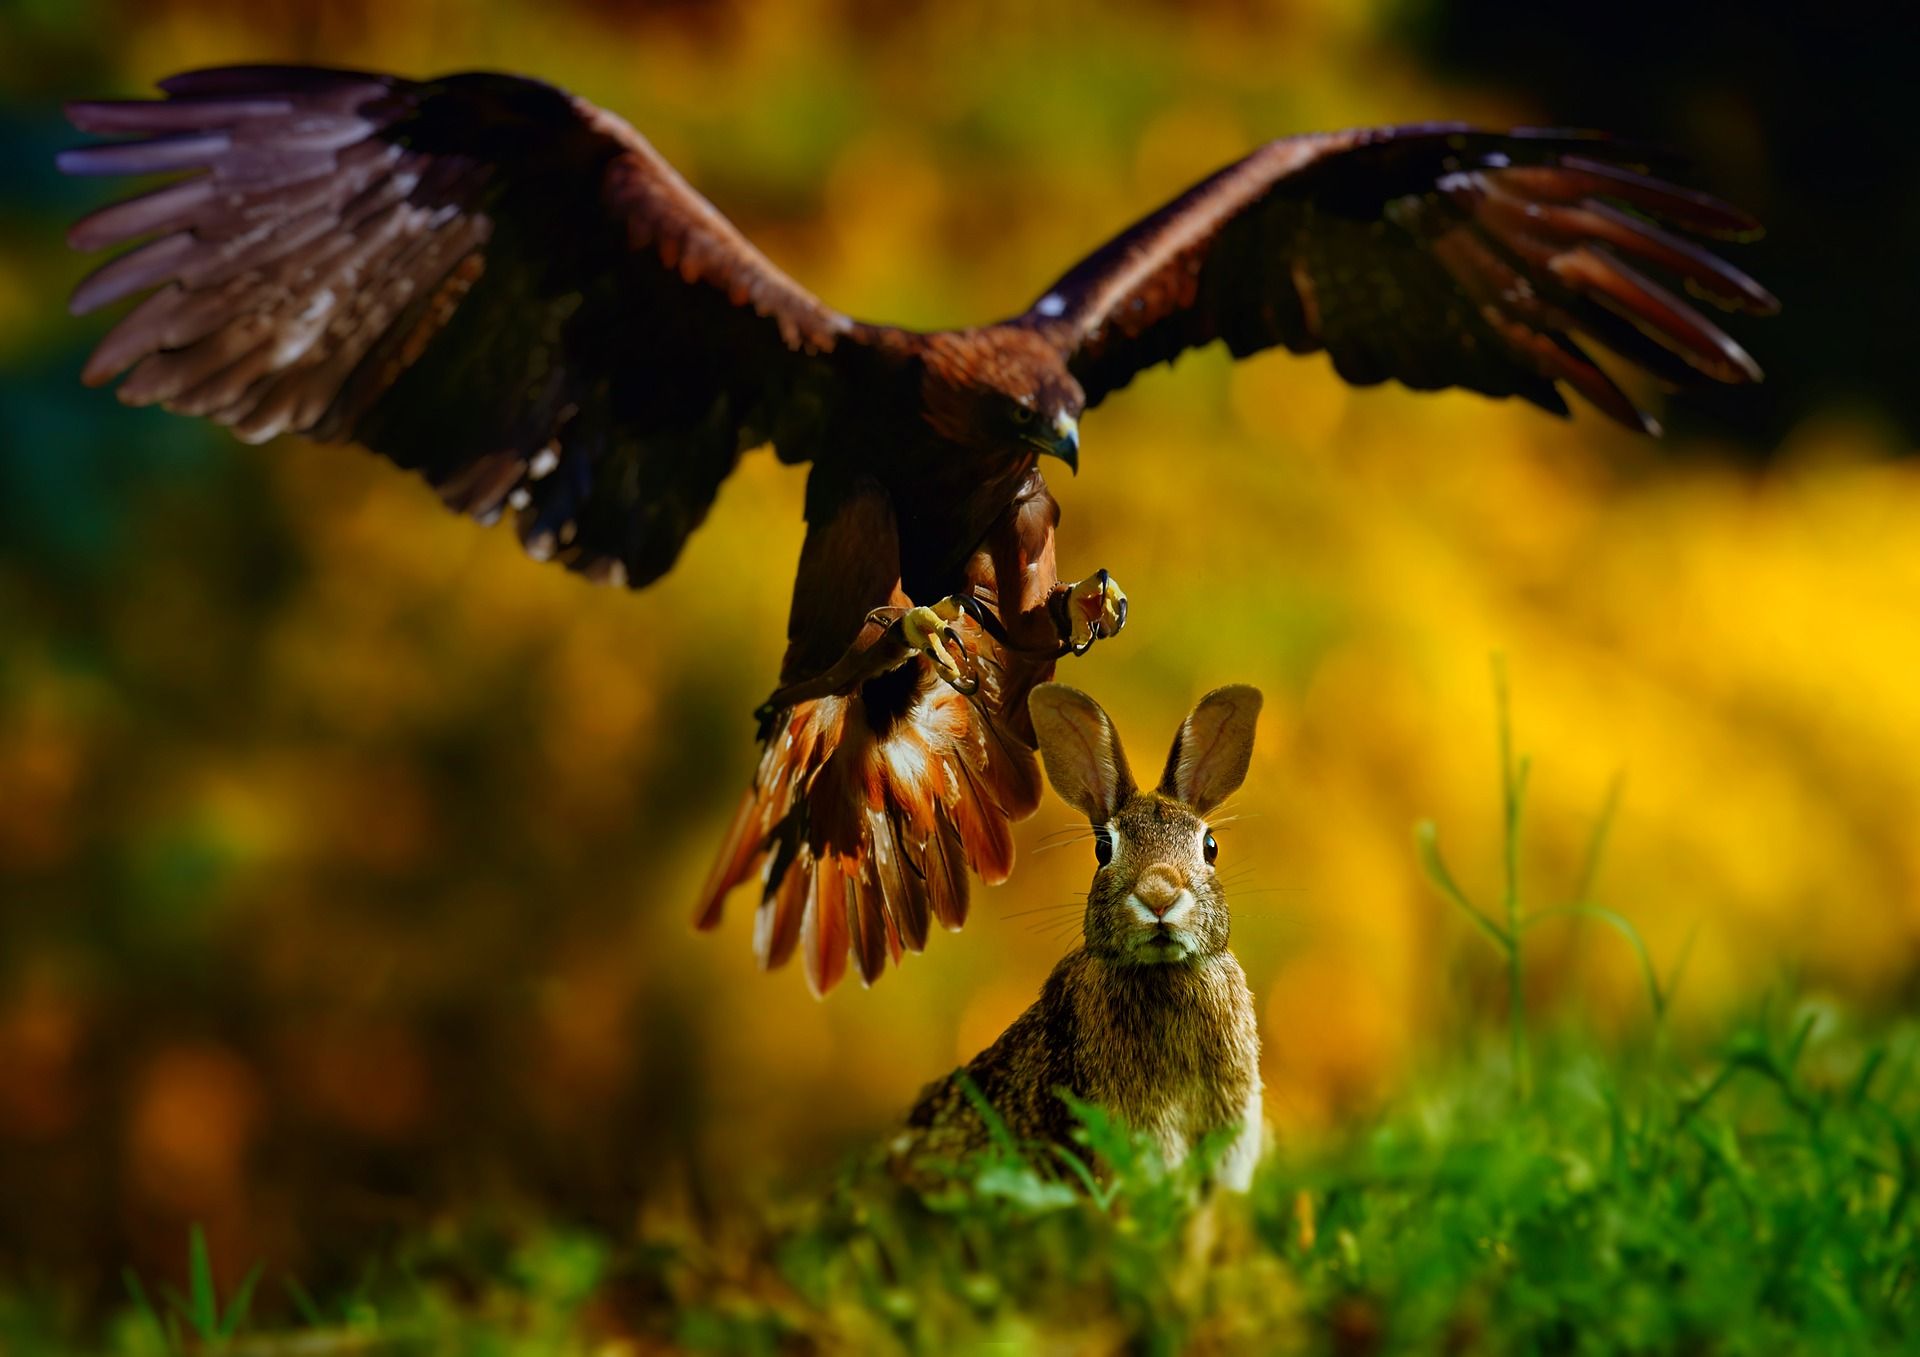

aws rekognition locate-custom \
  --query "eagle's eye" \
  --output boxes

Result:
[1010,403,1035,426]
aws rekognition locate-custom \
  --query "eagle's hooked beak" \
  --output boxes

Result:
[1043,411,1080,474]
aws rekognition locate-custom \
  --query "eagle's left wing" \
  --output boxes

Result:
[1023,125,1775,433]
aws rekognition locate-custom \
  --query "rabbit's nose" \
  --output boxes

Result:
[1133,864,1186,916]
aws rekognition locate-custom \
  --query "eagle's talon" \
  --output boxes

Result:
[1066,568,1129,651]
[903,598,975,690]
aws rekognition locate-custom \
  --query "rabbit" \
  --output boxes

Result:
[896,683,1265,1192]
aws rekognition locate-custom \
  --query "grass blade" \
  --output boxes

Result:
[1525,903,1668,1019]
[283,1274,324,1329]
[1572,771,1626,907]
[1414,821,1510,950]
[187,1225,216,1341]
[122,1267,172,1355]
[954,1069,1021,1159]
[219,1263,262,1340]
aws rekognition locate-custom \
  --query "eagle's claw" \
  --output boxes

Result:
[903,596,978,694]
[1066,568,1128,654]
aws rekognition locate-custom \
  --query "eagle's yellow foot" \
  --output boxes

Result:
[902,596,973,689]
[1066,568,1128,653]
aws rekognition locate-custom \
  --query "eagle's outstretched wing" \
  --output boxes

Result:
[1024,125,1776,433]
[62,65,858,587]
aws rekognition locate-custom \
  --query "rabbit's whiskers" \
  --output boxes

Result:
[1036,822,1097,842]
[1000,898,1088,921]
[1206,812,1260,829]
[1034,823,1100,854]
[1034,835,1099,856]
[1030,913,1087,941]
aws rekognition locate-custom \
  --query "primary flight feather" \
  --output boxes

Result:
[60,66,1775,992]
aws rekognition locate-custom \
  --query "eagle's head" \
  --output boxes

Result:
[920,327,1085,470]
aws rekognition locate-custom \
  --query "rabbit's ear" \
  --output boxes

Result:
[1160,685,1263,814]
[1029,684,1135,822]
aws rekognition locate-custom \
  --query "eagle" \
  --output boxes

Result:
[60,66,1774,993]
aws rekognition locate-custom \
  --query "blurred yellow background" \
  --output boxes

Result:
[1,0,1913,1304]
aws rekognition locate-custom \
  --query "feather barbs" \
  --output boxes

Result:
[695,644,1038,994]
[1026,124,1771,430]
[62,65,866,592]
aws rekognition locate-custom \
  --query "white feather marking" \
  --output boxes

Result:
[884,737,929,789]
[298,289,335,323]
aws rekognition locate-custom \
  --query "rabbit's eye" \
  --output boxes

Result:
[1203,831,1219,865]
[1094,828,1114,866]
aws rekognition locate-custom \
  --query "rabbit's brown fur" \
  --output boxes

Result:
[897,685,1264,1190]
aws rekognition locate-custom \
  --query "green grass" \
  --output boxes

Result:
[119,1226,260,1354]
[5,678,1915,1355]
[7,1003,1910,1356]
[709,1003,1920,1357]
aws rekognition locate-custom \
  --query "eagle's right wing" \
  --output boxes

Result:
[64,65,863,588]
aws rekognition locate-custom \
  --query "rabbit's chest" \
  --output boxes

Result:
[1104,1031,1246,1147]
[1118,1076,1243,1166]
[1074,960,1258,1157]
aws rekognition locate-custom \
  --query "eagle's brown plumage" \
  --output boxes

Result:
[1028,126,1775,432]
[61,68,1775,992]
